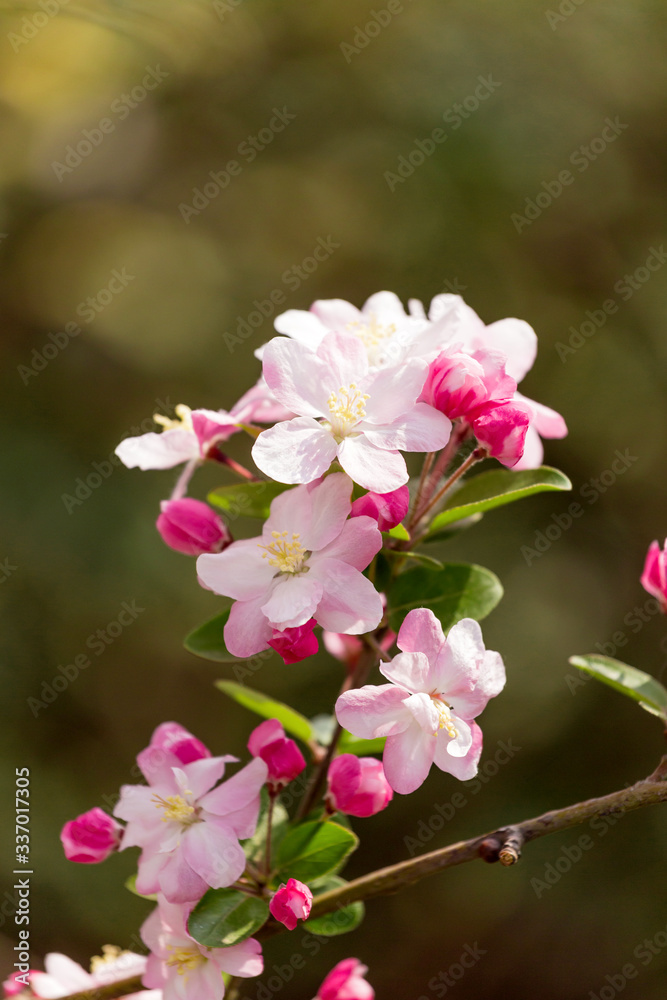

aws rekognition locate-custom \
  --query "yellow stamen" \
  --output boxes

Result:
[90,945,124,972]
[258,530,308,574]
[433,699,458,739]
[166,946,204,976]
[347,314,396,350]
[326,383,369,437]
[152,793,196,824]
[153,403,193,433]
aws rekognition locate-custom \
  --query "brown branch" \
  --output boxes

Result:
[308,757,667,918]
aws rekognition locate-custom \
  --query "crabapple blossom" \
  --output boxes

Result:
[315,958,374,1000]
[253,332,451,492]
[196,474,384,658]
[641,539,667,612]
[114,753,267,903]
[60,807,123,864]
[115,405,244,472]
[247,719,306,790]
[141,896,262,1000]
[468,400,530,468]
[273,291,430,368]
[269,878,313,930]
[136,722,210,787]
[26,948,153,1000]
[326,755,393,818]
[268,619,319,663]
[335,610,505,794]
[349,485,410,532]
[156,498,231,556]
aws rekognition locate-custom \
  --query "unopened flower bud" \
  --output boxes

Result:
[247,719,306,790]
[60,808,122,864]
[156,498,231,556]
[269,878,313,930]
[326,755,393,818]
[268,619,318,664]
[641,539,667,612]
[350,485,410,532]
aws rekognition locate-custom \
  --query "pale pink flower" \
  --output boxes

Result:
[114,754,267,903]
[269,878,313,930]
[247,719,306,790]
[335,610,505,794]
[27,949,153,1000]
[253,332,451,492]
[156,498,231,557]
[326,755,393,818]
[268,619,319,664]
[349,485,410,532]
[60,807,122,864]
[641,539,667,612]
[116,405,244,472]
[141,897,262,1000]
[196,474,384,658]
[316,958,374,1000]
[273,291,429,369]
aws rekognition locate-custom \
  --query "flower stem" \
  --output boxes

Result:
[413,446,486,529]
[265,790,276,879]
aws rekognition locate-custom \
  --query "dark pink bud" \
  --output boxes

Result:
[470,401,529,468]
[317,958,374,1000]
[269,878,313,930]
[156,498,231,556]
[350,485,410,532]
[421,348,516,420]
[248,719,306,789]
[60,807,122,864]
[641,539,667,612]
[268,618,318,664]
[326,755,393,818]
[3,971,38,997]
[148,721,211,765]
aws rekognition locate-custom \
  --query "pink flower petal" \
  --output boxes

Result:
[383,724,436,794]
[433,720,482,779]
[379,651,433,694]
[200,757,267,822]
[335,684,411,740]
[212,937,264,978]
[396,608,447,665]
[261,574,323,629]
[337,436,408,492]
[318,515,383,572]
[310,298,363,330]
[363,403,451,453]
[196,538,273,600]
[262,336,330,415]
[274,307,329,346]
[362,361,429,424]
[316,331,369,388]
[224,596,274,658]
[115,429,198,470]
[483,318,537,383]
[309,558,383,634]
[182,819,247,889]
[252,417,338,484]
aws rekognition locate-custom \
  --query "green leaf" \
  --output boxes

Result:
[124,874,156,901]
[387,523,410,541]
[208,480,290,519]
[188,888,269,947]
[184,604,243,662]
[338,731,386,756]
[423,512,483,544]
[392,550,444,570]
[305,876,365,936]
[568,655,667,721]
[216,680,314,743]
[428,466,572,535]
[275,821,358,884]
[387,562,503,633]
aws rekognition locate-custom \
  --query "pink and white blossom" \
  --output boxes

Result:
[141,897,262,1000]
[27,949,154,1000]
[269,878,313,930]
[253,332,451,492]
[315,958,374,1000]
[114,753,267,903]
[641,539,667,612]
[326,755,393,818]
[335,610,505,794]
[196,474,384,658]
[60,807,123,864]
[247,719,306,790]
[273,291,429,369]
[156,499,231,557]
[115,405,244,472]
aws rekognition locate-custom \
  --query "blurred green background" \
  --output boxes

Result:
[1,0,667,997]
